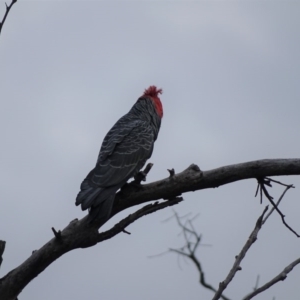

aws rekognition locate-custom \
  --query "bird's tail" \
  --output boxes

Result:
[88,194,115,225]
[76,172,117,225]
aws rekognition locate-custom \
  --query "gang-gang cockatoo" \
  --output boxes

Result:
[76,86,163,225]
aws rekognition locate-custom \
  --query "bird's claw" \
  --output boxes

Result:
[134,170,147,184]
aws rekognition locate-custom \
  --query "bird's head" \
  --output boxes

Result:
[141,85,163,118]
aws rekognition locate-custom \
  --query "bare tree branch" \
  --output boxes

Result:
[0,0,17,35]
[1,158,300,299]
[112,159,300,215]
[242,258,300,300]
[212,206,269,300]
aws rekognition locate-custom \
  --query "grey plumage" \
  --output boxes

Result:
[76,87,163,225]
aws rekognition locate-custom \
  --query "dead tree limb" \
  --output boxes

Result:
[112,159,300,215]
[1,158,300,299]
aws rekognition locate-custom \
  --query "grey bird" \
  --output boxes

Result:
[76,86,163,225]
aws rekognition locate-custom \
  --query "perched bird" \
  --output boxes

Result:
[76,86,163,225]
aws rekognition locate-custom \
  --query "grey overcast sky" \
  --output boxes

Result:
[1,1,300,299]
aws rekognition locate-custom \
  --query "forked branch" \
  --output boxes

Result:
[167,212,230,300]
[0,0,17,35]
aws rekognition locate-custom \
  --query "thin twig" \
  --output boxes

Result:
[253,275,260,291]
[169,212,231,300]
[261,185,299,237]
[242,258,300,300]
[212,206,269,300]
[265,177,294,188]
[161,212,192,223]
[0,0,17,35]
[0,240,6,268]
[147,250,170,259]
[256,178,298,237]
[263,185,294,224]
[174,212,199,241]
[97,197,183,243]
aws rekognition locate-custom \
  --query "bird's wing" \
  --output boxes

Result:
[92,119,154,187]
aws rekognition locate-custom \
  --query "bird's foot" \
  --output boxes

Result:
[134,170,147,184]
